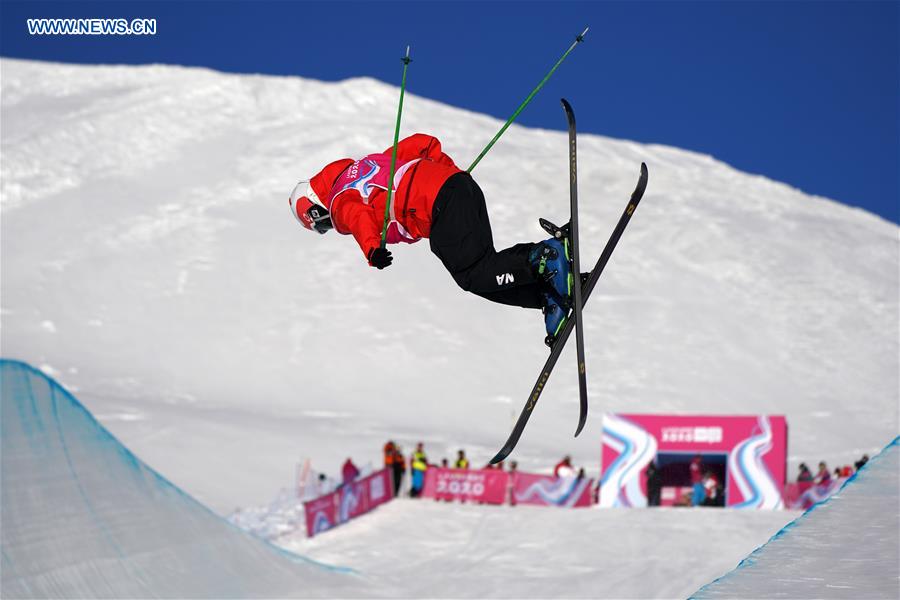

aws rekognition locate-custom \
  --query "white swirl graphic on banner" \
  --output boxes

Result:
[339,485,359,522]
[515,475,590,507]
[728,415,784,509]
[600,414,658,507]
[312,511,333,534]
[790,479,840,509]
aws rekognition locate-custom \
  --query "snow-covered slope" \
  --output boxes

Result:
[1,58,897,513]
[0,357,795,599]
[0,360,372,599]
[693,436,899,599]
[287,496,793,599]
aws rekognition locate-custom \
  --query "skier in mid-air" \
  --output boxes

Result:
[289,133,574,340]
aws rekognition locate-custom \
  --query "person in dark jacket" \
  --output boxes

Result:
[646,461,662,507]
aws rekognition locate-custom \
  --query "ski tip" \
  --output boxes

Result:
[574,418,586,438]
[561,97,572,111]
[631,163,649,198]
[489,446,512,465]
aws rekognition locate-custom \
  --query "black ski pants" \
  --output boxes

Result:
[430,172,543,309]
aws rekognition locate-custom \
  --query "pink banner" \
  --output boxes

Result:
[303,492,339,537]
[304,468,394,537]
[784,478,844,510]
[512,472,593,507]
[601,413,788,509]
[422,468,508,504]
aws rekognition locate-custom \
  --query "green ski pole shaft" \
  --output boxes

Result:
[467,27,589,173]
[380,46,412,249]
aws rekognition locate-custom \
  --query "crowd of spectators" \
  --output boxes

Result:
[317,441,575,500]
[311,444,874,509]
[795,454,868,494]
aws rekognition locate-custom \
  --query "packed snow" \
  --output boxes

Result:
[1,58,898,598]
[1,361,372,599]
[694,437,899,599]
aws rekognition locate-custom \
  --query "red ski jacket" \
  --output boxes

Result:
[308,134,462,262]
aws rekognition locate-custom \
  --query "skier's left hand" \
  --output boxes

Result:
[367,247,393,270]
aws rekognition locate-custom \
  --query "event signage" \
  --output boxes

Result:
[421,468,508,504]
[600,413,788,509]
[303,468,394,537]
[512,472,593,507]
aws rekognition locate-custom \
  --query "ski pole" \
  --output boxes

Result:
[380,46,412,249]
[467,27,589,173]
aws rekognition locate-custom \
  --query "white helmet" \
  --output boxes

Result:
[289,180,332,234]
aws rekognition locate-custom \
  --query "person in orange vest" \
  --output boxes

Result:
[383,441,395,469]
[383,440,404,497]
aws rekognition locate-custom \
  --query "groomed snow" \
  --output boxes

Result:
[286,498,794,599]
[0,360,373,599]
[693,437,900,599]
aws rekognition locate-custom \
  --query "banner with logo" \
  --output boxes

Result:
[421,468,509,504]
[304,468,394,537]
[512,472,593,507]
[303,492,339,537]
[783,478,844,510]
[600,413,788,509]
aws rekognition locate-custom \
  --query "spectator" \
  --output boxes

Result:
[797,463,814,495]
[815,461,831,487]
[440,458,449,468]
[341,458,360,484]
[854,454,869,471]
[410,442,429,498]
[701,470,722,507]
[390,443,406,497]
[840,465,853,478]
[690,455,705,507]
[646,461,662,507]
[833,467,842,480]
[316,472,334,497]
[496,461,505,471]
[455,449,470,469]
[508,461,518,507]
[554,455,575,478]
[383,441,395,469]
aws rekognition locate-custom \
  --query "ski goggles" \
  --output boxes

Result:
[289,180,333,234]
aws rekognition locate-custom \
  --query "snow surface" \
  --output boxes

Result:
[1,58,898,598]
[693,437,900,599]
[0,360,374,599]
[284,498,793,599]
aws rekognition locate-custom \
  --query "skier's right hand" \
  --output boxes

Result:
[367,247,393,270]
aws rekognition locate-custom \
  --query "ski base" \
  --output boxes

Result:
[489,161,649,464]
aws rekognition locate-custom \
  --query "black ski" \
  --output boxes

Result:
[489,162,649,464]
[561,98,589,438]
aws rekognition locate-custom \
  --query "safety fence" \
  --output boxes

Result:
[303,468,394,537]
[304,467,594,537]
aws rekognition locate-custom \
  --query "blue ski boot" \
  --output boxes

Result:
[529,238,574,346]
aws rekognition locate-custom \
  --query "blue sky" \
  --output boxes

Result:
[2,1,897,223]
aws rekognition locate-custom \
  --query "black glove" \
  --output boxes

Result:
[367,247,393,270]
